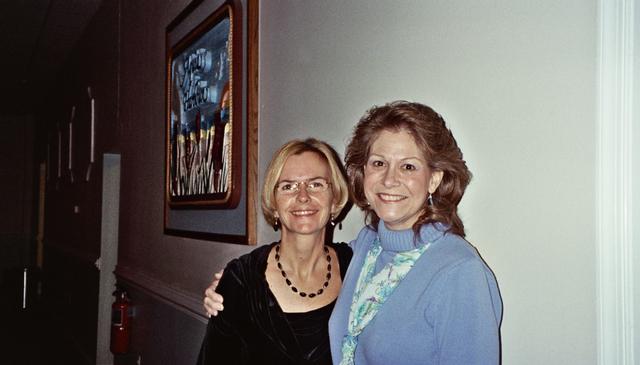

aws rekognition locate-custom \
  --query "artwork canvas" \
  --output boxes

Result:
[164,0,258,244]
[166,2,241,208]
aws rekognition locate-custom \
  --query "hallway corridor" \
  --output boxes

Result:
[0,269,86,365]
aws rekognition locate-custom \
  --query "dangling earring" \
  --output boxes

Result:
[329,213,343,230]
[427,193,434,206]
[273,216,280,231]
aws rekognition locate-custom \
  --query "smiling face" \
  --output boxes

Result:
[363,129,443,231]
[275,151,336,239]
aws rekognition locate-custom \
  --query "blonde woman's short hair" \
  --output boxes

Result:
[262,138,350,226]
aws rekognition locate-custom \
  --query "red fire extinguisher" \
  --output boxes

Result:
[110,288,131,354]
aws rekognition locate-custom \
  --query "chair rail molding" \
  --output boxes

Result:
[596,0,636,364]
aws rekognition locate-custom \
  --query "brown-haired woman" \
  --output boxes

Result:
[329,101,501,365]
[197,138,352,365]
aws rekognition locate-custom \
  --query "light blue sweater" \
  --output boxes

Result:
[329,222,502,364]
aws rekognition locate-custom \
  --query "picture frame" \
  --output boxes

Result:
[164,0,258,244]
[166,1,241,208]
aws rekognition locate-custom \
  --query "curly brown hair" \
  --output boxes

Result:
[345,101,471,237]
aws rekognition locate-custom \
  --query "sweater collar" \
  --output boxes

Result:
[377,221,448,252]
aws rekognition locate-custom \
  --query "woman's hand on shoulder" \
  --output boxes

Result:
[203,270,225,317]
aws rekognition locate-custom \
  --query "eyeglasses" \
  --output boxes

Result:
[275,178,332,195]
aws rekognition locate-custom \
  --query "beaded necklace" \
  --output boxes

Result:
[274,244,331,298]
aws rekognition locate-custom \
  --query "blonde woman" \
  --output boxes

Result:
[197,138,351,365]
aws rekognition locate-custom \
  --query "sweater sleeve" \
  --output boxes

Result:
[196,260,250,365]
[427,258,502,365]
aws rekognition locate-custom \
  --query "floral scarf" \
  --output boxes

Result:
[340,237,429,365]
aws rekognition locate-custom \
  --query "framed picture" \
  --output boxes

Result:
[164,0,258,244]
[166,1,241,207]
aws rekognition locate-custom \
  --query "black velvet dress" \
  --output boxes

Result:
[197,242,353,365]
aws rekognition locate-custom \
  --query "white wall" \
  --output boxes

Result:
[258,1,598,364]
[634,1,640,361]
[596,0,637,363]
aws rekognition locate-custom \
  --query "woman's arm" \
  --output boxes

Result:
[197,312,247,364]
[203,270,224,317]
[430,259,502,365]
[197,265,249,364]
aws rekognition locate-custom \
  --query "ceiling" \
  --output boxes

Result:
[0,0,102,113]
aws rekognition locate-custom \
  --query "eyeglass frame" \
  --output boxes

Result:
[274,177,332,196]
